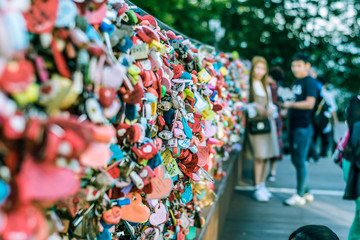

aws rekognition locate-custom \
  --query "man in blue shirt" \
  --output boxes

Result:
[283,53,317,206]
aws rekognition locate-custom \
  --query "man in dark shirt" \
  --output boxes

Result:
[283,53,317,206]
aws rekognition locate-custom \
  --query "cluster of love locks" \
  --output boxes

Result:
[0,0,248,239]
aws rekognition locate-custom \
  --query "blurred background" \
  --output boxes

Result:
[130,0,360,119]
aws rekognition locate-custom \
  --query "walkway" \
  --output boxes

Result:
[221,154,354,240]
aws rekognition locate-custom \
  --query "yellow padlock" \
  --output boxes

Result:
[219,67,228,77]
[183,89,194,99]
[228,118,234,129]
[12,83,39,106]
[201,109,215,120]
[60,71,83,109]
[150,101,157,116]
[149,40,165,53]
[39,74,73,113]
[197,69,211,83]
[217,125,224,139]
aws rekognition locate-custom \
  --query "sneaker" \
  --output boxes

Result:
[283,194,306,206]
[254,188,269,202]
[260,185,272,198]
[268,175,276,182]
[304,193,314,203]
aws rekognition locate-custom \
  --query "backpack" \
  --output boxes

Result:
[313,98,330,133]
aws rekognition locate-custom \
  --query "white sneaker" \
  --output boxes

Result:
[304,193,314,203]
[268,175,276,182]
[283,194,306,206]
[254,188,269,202]
[260,185,272,198]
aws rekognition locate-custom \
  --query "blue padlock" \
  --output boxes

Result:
[3,12,29,51]
[113,198,131,206]
[145,92,157,103]
[116,36,133,53]
[182,117,193,139]
[210,90,217,102]
[181,183,193,204]
[121,184,133,197]
[87,25,103,44]
[109,145,124,163]
[0,180,10,205]
[125,104,138,121]
[55,0,77,28]
[163,109,175,125]
[100,18,115,35]
[180,72,191,80]
[147,152,163,170]
[98,220,113,240]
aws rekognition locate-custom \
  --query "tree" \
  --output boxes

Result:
[130,0,360,93]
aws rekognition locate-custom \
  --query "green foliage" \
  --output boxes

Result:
[131,0,360,93]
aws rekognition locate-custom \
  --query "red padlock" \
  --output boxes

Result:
[119,83,144,105]
[172,64,184,79]
[3,113,26,140]
[177,149,190,160]
[140,70,153,87]
[102,206,122,225]
[117,123,130,143]
[131,142,157,161]
[186,97,196,107]
[127,124,141,143]
[25,117,43,143]
[138,166,155,186]
[157,116,166,131]
[60,129,87,158]
[143,182,153,194]
[99,87,116,108]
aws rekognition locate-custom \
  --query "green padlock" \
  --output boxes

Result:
[125,10,138,25]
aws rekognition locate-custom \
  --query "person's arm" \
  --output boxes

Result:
[332,111,339,125]
[283,78,317,110]
[327,92,339,125]
[283,97,316,110]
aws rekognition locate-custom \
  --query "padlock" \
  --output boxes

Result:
[165,138,178,148]
[158,101,172,111]
[126,124,142,143]
[85,97,106,124]
[158,130,173,140]
[173,128,186,140]
[131,142,157,161]
[137,166,155,185]
[99,87,117,108]
[93,171,115,190]
[129,170,144,189]
[119,159,136,179]
[102,206,122,225]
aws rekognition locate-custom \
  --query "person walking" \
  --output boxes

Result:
[307,67,323,162]
[245,56,280,202]
[282,53,317,206]
[343,95,360,240]
[317,76,338,157]
[267,67,285,182]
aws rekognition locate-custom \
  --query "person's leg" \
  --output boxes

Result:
[253,158,263,187]
[349,197,360,240]
[307,130,319,161]
[253,158,269,201]
[320,132,331,157]
[290,126,313,196]
[268,158,277,182]
[261,159,269,183]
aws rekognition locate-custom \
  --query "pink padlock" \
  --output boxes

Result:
[138,166,155,186]
[173,128,186,140]
[173,120,183,129]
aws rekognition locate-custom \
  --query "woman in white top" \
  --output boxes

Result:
[245,56,280,202]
